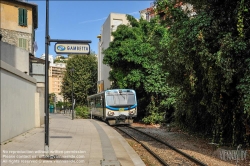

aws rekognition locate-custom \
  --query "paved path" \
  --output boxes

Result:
[0,114,145,166]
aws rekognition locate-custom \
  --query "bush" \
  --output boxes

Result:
[142,112,165,125]
[75,106,89,118]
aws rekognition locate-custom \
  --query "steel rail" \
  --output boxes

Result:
[115,126,169,166]
[129,126,208,166]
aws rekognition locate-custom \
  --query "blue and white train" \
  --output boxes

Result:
[87,89,137,125]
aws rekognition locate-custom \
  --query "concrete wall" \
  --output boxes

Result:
[35,93,40,127]
[98,13,129,90]
[100,14,111,90]
[30,62,45,126]
[0,60,37,143]
[36,83,44,126]
[0,41,29,75]
[32,63,45,82]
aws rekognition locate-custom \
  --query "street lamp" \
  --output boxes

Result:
[71,68,75,120]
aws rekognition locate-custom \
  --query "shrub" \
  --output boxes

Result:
[142,112,165,125]
[75,106,89,118]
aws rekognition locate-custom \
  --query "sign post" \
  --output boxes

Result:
[44,0,91,158]
[55,43,90,54]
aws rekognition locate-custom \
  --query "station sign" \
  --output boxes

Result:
[54,43,90,54]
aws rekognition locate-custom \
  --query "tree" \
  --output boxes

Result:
[103,15,176,123]
[155,0,250,145]
[61,54,97,106]
[49,93,56,105]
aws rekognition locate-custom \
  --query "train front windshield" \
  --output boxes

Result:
[106,93,136,106]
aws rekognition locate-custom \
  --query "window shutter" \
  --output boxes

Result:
[18,8,23,26]
[23,39,27,49]
[18,38,27,49]
[23,9,27,26]
[19,38,22,47]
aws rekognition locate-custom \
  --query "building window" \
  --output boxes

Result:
[18,8,27,26]
[18,38,27,49]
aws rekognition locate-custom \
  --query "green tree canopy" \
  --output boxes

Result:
[103,15,176,123]
[61,54,97,106]
[155,0,250,145]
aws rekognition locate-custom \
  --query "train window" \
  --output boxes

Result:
[95,96,103,108]
[89,99,95,108]
[114,94,127,104]
[106,95,115,105]
[100,97,102,105]
[106,94,136,106]
[127,94,136,104]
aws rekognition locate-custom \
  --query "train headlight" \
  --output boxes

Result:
[129,110,135,115]
[108,111,114,116]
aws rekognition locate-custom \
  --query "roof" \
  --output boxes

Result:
[29,54,46,64]
[2,0,38,29]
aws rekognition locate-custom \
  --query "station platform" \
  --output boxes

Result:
[0,114,145,166]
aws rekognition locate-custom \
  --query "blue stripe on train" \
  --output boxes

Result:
[106,105,137,111]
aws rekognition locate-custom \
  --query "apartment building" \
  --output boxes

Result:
[97,13,129,91]
[49,63,66,102]
[0,0,38,54]
[40,54,66,102]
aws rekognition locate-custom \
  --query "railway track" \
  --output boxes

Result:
[115,126,207,166]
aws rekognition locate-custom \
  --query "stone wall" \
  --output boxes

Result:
[0,28,33,53]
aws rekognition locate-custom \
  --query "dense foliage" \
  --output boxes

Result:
[103,0,250,146]
[155,0,250,146]
[103,15,176,124]
[75,105,89,118]
[61,54,97,106]
[49,93,56,105]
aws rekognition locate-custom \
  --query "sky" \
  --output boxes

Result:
[28,0,153,58]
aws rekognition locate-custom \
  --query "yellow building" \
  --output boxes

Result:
[0,0,38,54]
[49,63,66,102]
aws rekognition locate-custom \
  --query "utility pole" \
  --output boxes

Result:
[43,0,91,158]
[44,0,50,157]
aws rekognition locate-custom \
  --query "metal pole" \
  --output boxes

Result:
[64,96,65,114]
[44,0,50,157]
[54,96,56,113]
[71,68,74,120]
[49,39,92,43]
